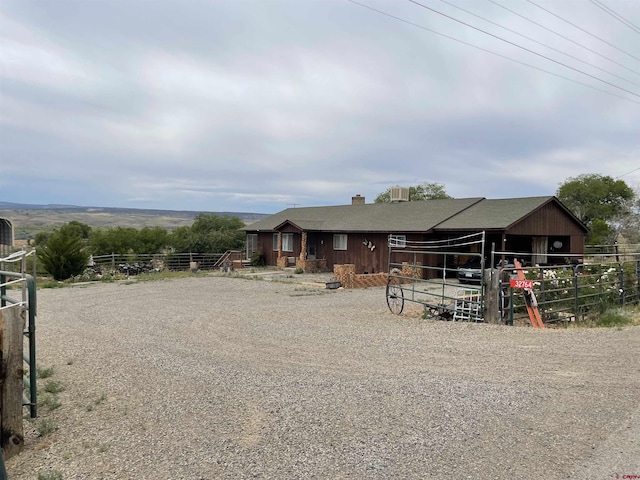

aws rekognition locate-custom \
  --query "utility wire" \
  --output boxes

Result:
[589,0,640,34]
[615,166,640,179]
[488,0,640,77]
[438,0,640,88]
[406,0,640,99]
[526,0,640,62]
[344,0,640,105]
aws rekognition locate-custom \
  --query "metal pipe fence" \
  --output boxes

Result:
[493,249,640,325]
[91,252,225,275]
[0,250,37,420]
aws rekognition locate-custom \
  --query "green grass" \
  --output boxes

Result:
[37,366,55,379]
[37,418,58,437]
[39,392,62,411]
[594,306,640,327]
[38,281,67,289]
[38,471,63,480]
[43,380,65,394]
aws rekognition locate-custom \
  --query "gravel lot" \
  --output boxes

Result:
[6,275,640,479]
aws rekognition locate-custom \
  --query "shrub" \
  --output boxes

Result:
[251,251,266,267]
[37,230,88,281]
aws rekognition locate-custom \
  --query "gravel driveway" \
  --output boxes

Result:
[6,275,640,479]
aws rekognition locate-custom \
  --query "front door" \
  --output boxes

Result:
[307,235,317,260]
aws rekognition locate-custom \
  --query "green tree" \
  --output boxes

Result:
[61,221,91,239]
[375,183,452,203]
[557,174,634,225]
[88,227,140,255]
[37,229,89,280]
[169,214,245,253]
[587,219,614,245]
[557,174,635,245]
[136,227,169,254]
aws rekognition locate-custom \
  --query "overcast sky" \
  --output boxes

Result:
[1,0,639,214]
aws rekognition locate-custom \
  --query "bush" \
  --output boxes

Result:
[251,251,266,267]
[37,230,89,281]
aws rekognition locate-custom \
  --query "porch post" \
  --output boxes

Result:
[300,232,307,268]
[276,232,286,269]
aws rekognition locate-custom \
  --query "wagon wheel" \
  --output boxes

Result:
[386,276,404,314]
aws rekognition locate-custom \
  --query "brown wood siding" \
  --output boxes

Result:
[508,203,586,236]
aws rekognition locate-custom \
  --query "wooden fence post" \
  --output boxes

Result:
[0,305,25,460]
[484,268,500,323]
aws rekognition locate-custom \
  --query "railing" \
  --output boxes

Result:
[492,250,640,325]
[91,252,225,274]
[0,250,37,419]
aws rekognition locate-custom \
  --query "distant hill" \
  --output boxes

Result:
[0,202,269,240]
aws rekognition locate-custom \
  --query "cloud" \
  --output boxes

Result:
[1,0,639,213]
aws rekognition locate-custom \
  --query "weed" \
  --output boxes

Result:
[39,281,66,289]
[37,418,58,436]
[38,471,63,480]
[37,366,55,379]
[595,308,637,327]
[44,380,65,394]
[39,393,62,411]
[86,393,107,412]
[294,267,304,274]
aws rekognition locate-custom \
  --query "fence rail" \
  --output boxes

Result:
[1,250,38,461]
[91,252,225,274]
[492,249,640,325]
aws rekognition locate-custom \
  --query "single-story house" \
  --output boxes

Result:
[241,195,588,274]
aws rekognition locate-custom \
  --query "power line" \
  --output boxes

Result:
[615,166,640,179]
[406,0,640,99]
[438,0,640,88]
[526,0,640,62]
[488,0,640,78]
[344,0,640,105]
[589,0,640,34]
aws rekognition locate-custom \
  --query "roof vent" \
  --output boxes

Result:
[390,186,409,203]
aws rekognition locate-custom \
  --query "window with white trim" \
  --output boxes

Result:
[282,233,293,252]
[389,235,407,248]
[273,233,279,251]
[333,234,348,250]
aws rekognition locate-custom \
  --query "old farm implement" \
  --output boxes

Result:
[386,232,486,322]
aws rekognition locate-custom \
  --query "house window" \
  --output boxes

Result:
[282,233,293,252]
[246,234,258,259]
[333,234,347,250]
[389,235,407,248]
[273,233,279,251]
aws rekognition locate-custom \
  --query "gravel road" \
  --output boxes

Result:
[6,275,640,479]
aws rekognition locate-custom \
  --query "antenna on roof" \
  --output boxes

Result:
[287,203,300,208]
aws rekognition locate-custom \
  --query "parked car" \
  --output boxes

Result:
[457,257,516,284]
[457,257,483,284]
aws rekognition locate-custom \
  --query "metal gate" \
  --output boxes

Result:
[386,232,486,322]
[0,250,37,419]
[492,248,640,326]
